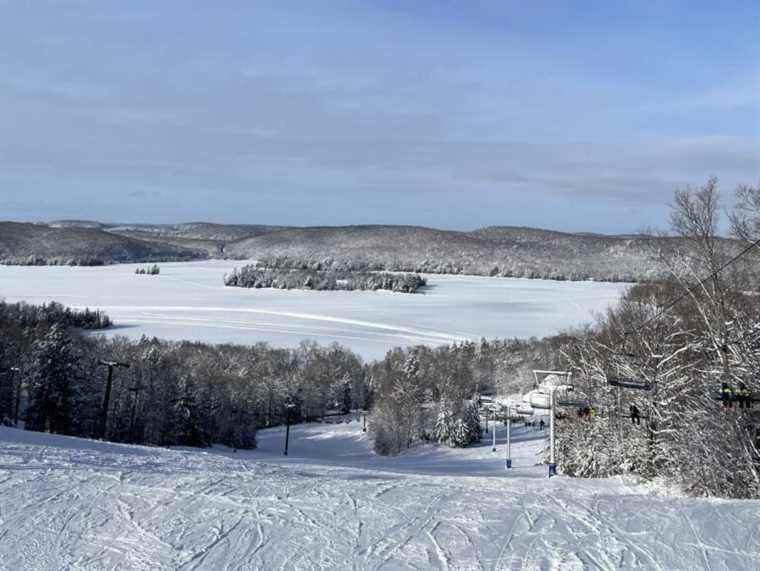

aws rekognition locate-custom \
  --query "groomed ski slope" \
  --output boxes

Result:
[1,422,759,570]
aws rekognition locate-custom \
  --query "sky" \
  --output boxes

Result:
[0,1,758,233]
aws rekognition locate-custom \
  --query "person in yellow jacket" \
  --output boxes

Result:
[736,382,751,409]
[721,383,735,409]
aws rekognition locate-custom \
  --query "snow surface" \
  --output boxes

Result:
[0,261,627,358]
[2,421,759,570]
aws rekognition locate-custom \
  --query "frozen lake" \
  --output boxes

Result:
[0,261,627,359]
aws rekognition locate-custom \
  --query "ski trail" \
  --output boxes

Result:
[1,425,759,569]
[75,305,468,343]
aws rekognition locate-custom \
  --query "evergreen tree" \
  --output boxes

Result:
[463,402,482,443]
[434,400,454,445]
[450,418,470,448]
[171,379,209,447]
[25,324,78,434]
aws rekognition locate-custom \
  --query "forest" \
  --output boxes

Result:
[224,264,427,293]
[0,297,550,453]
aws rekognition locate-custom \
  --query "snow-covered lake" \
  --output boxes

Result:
[0,261,627,358]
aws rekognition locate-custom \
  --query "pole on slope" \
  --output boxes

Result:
[548,388,557,477]
[283,398,296,456]
[505,406,512,470]
[492,413,497,452]
[362,411,367,432]
[98,361,130,440]
[284,411,291,456]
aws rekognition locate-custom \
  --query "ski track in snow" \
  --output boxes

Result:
[1,423,759,570]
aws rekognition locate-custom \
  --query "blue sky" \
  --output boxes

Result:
[0,1,758,232]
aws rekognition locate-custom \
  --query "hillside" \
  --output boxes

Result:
[226,225,678,282]
[9,221,744,282]
[0,222,205,265]
[51,221,292,257]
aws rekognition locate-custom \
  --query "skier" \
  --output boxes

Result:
[539,419,545,431]
[720,382,734,409]
[629,404,641,425]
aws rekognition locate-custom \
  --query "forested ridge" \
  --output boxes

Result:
[0,222,204,266]
[7,219,749,284]
[224,225,705,282]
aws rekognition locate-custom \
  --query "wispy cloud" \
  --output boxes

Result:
[0,0,757,231]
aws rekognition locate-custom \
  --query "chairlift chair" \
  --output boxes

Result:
[607,376,653,391]
[556,395,590,407]
[603,331,659,391]
[516,402,535,416]
[525,390,551,410]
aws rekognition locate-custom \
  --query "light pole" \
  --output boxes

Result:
[98,360,130,439]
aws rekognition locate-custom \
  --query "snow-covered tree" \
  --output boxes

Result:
[25,324,79,435]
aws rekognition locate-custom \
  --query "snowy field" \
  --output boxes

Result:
[0,261,627,358]
[1,422,759,570]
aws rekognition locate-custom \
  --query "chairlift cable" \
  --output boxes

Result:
[612,236,760,349]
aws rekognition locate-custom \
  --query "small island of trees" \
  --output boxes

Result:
[135,264,161,275]
[224,264,427,293]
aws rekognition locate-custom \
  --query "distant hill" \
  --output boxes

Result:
[49,221,292,257]
[225,224,679,282]
[5,220,742,282]
[0,222,205,265]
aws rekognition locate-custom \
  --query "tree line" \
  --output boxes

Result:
[0,301,111,330]
[224,264,427,293]
[0,308,369,448]
[1,296,554,456]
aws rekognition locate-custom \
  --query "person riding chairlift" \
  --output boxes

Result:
[629,404,641,425]
[720,382,735,409]
[736,382,751,410]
